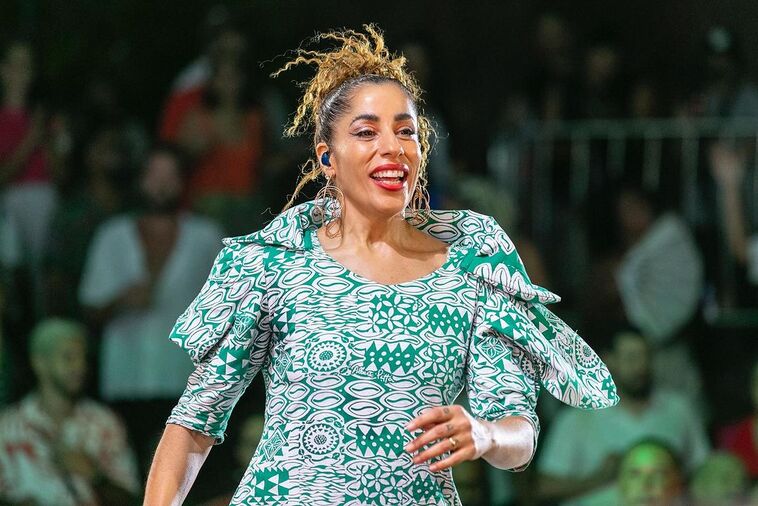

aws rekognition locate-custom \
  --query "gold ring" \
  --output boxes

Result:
[448,437,458,449]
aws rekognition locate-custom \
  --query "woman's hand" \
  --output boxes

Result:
[404,405,494,472]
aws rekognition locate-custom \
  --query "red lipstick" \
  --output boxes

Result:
[369,164,409,192]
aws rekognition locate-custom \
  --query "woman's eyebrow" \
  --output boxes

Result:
[350,113,379,125]
[349,112,414,125]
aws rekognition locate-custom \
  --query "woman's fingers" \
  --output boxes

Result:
[405,405,455,432]
[410,432,470,465]
[429,447,475,472]
[405,420,457,453]
[404,405,479,472]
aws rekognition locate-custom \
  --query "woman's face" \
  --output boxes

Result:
[320,82,421,220]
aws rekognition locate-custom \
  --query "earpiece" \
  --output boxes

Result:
[320,151,331,166]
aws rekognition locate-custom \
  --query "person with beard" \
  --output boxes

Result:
[0,318,139,505]
[536,328,710,506]
[78,143,224,473]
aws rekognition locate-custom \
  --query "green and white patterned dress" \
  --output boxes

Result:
[167,199,619,505]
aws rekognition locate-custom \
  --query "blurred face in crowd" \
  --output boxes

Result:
[585,44,619,88]
[86,128,126,178]
[209,28,247,65]
[33,334,88,399]
[536,14,572,57]
[211,60,244,103]
[629,82,658,119]
[1,42,34,94]
[690,453,748,506]
[619,443,683,506]
[140,151,184,214]
[608,331,652,400]
[617,190,654,241]
[318,82,422,220]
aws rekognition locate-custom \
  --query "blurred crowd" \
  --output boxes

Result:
[0,7,757,506]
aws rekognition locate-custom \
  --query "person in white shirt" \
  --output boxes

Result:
[78,143,224,468]
[536,328,710,506]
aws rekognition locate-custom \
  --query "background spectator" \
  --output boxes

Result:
[0,40,60,316]
[617,439,686,506]
[43,124,131,319]
[536,328,709,505]
[696,26,758,118]
[174,58,266,208]
[0,318,139,505]
[689,452,750,505]
[579,33,624,119]
[717,359,758,480]
[77,143,224,472]
[529,12,579,122]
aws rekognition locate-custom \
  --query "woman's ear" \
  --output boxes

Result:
[315,142,334,176]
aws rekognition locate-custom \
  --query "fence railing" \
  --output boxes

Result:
[487,116,758,313]
[489,117,758,237]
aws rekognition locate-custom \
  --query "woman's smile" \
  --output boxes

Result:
[369,163,409,191]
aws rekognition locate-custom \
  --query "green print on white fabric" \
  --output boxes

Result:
[167,199,619,505]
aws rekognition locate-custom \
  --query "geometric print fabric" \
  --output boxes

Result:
[167,199,619,505]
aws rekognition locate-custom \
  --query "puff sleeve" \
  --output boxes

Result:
[460,215,619,470]
[466,280,542,471]
[166,241,271,444]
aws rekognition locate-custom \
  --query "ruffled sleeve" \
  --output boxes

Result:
[460,216,619,469]
[459,215,619,410]
[166,241,271,443]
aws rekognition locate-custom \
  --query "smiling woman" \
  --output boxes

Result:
[143,24,619,506]
[272,26,433,231]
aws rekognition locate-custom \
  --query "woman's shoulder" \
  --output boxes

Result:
[207,239,270,285]
[422,208,560,305]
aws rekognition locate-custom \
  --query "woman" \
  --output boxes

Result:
[145,26,618,505]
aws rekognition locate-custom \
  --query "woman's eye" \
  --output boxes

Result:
[399,128,417,136]
[355,130,375,138]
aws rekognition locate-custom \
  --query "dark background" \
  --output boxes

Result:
[4,0,758,170]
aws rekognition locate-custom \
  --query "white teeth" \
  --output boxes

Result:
[371,170,405,179]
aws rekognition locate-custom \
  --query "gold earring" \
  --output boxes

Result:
[315,174,344,222]
[406,185,430,225]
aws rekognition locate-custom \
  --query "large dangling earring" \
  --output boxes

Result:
[315,174,344,234]
[406,184,430,225]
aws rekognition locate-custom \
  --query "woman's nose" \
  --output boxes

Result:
[378,129,403,158]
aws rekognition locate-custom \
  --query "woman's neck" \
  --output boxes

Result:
[332,204,411,250]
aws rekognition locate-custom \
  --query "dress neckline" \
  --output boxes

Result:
[308,227,456,288]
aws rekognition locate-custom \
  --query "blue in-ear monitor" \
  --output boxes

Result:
[321,152,331,166]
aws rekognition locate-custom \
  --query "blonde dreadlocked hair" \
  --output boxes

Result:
[273,24,432,226]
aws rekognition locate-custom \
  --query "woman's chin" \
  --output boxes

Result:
[342,189,409,219]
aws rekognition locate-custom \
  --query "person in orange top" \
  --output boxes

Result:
[164,58,266,206]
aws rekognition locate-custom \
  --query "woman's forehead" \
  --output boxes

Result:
[345,82,417,120]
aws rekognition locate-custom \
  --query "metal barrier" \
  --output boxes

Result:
[487,117,758,313]
[489,117,758,238]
